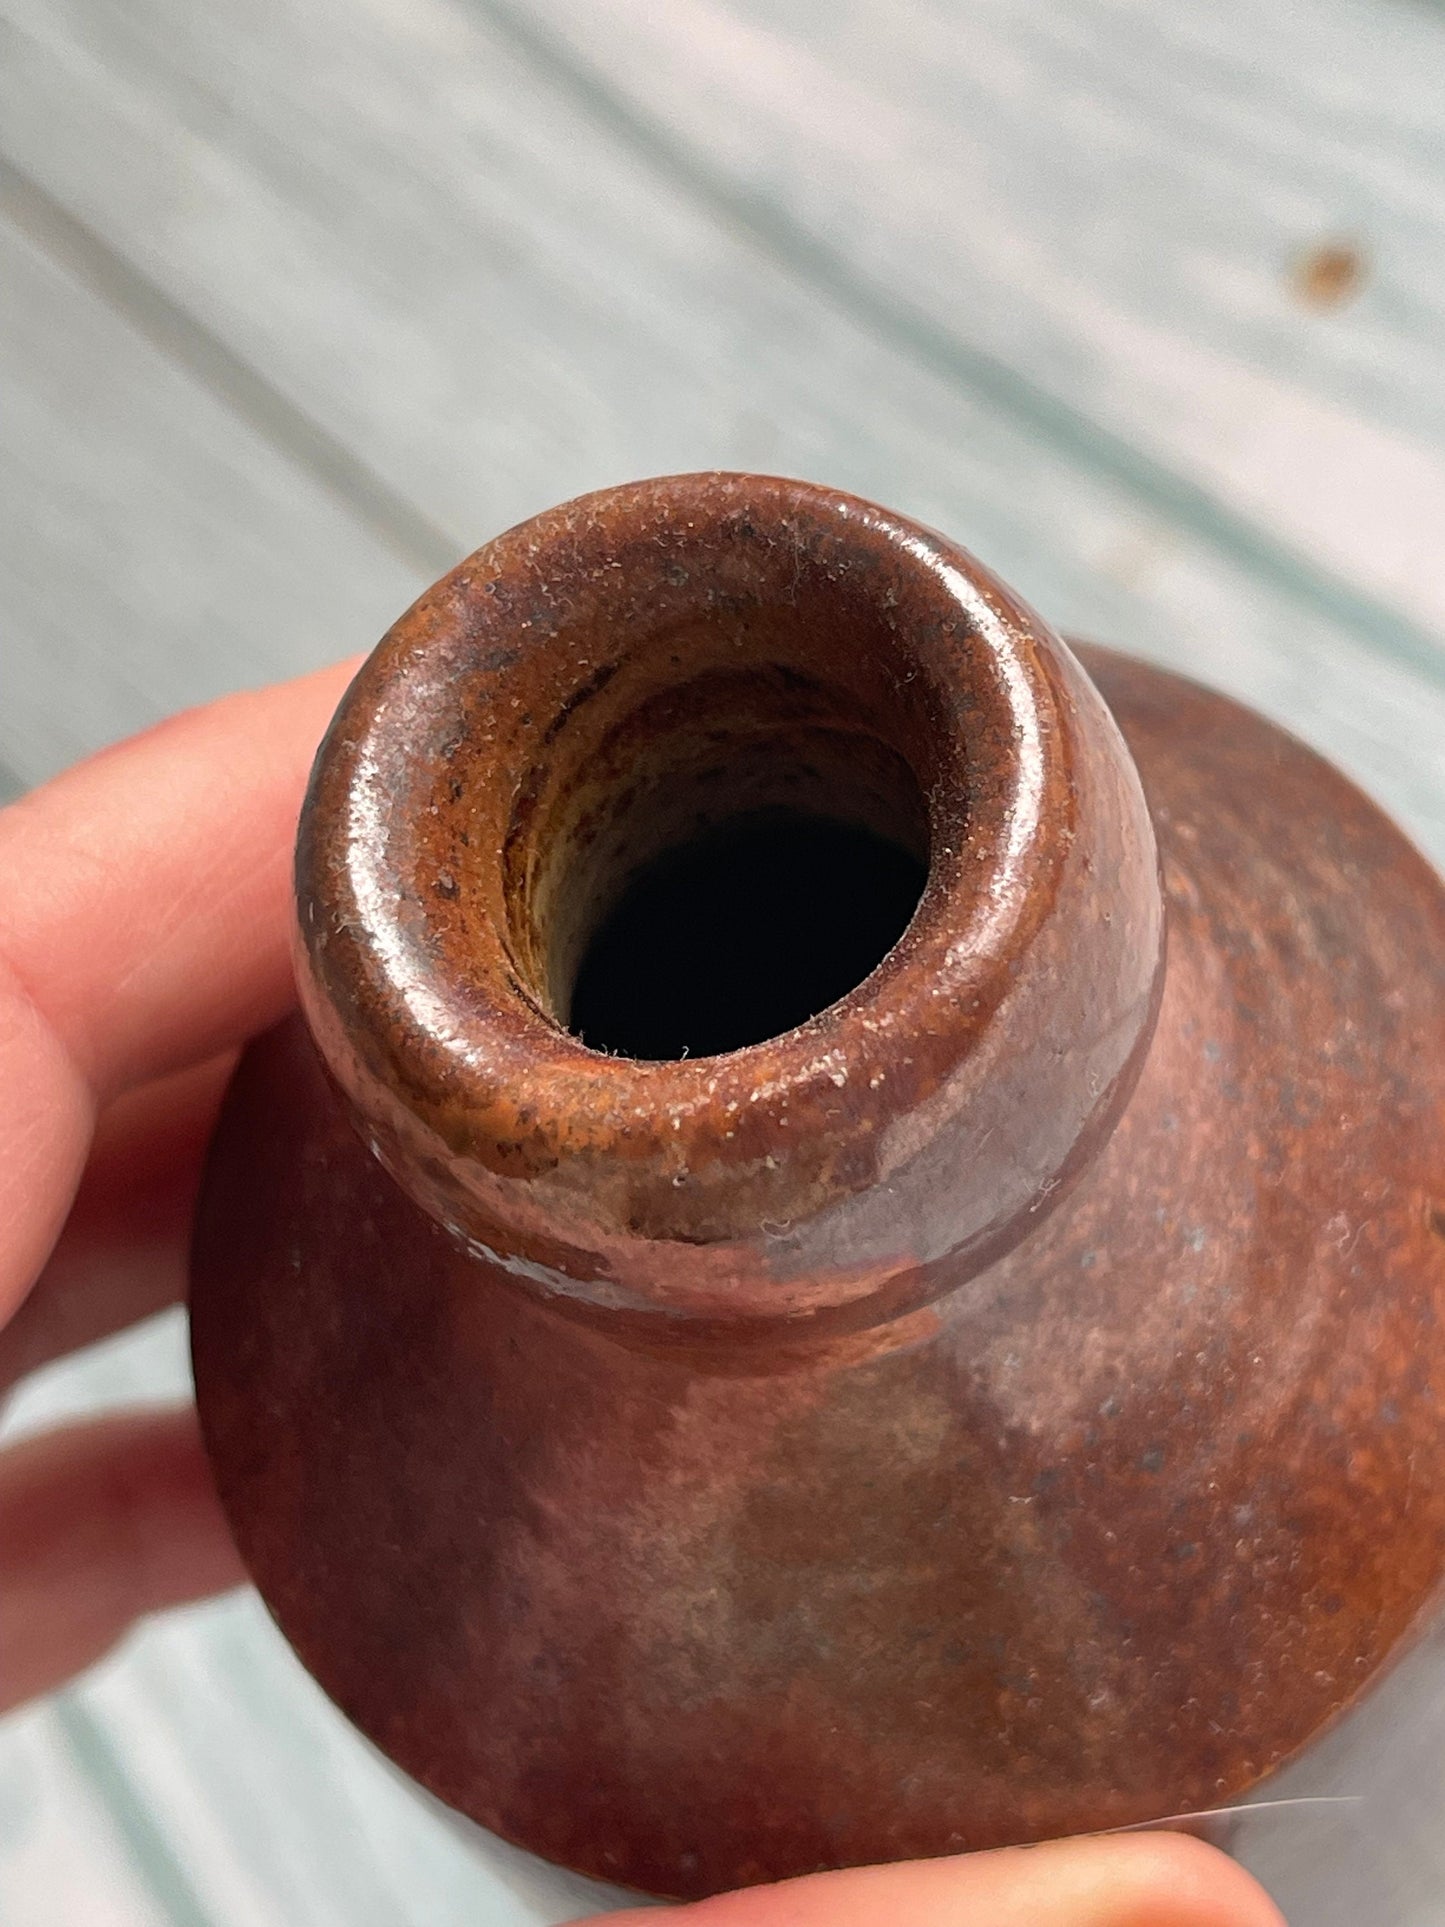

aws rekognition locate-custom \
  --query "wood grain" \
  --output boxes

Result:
[500,0,1445,643]
[2,0,1443,839]
[0,201,423,786]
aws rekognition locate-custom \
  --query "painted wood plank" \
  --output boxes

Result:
[485,0,1445,649]
[0,1699,171,1927]
[0,205,426,787]
[0,0,1442,857]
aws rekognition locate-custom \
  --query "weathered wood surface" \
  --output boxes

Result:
[2,0,1444,1919]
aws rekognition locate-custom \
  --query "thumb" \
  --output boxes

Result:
[590,1833,1283,1927]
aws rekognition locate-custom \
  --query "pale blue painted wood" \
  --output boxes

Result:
[510,0,1445,647]
[2,0,1444,842]
[0,211,425,786]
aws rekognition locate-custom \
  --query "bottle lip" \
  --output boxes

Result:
[295,474,1160,1329]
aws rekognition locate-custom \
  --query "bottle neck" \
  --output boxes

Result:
[295,475,1163,1335]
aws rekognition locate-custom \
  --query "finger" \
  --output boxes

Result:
[0,1406,244,1713]
[0,658,357,1097]
[0,975,91,1344]
[602,1833,1284,1927]
[0,1056,234,1397]
[0,658,357,1319]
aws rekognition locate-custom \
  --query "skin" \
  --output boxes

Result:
[0,665,1282,1927]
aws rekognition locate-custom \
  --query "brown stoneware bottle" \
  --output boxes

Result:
[191,474,1445,1900]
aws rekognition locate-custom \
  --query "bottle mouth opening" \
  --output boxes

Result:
[301,472,1047,1133]
[567,804,929,1062]
[504,659,933,1063]
[449,492,959,1074]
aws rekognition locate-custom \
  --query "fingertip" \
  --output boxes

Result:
[1090,1832,1288,1926]
[578,1833,1283,1927]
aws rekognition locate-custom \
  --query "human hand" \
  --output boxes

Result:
[0,666,1281,1924]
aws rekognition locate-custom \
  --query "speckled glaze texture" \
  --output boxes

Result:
[191,475,1445,1899]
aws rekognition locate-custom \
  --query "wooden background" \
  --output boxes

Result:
[3,0,1445,1920]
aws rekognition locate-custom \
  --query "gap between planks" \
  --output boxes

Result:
[3,0,1445,697]
[0,152,459,583]
[467,0,1445,694]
